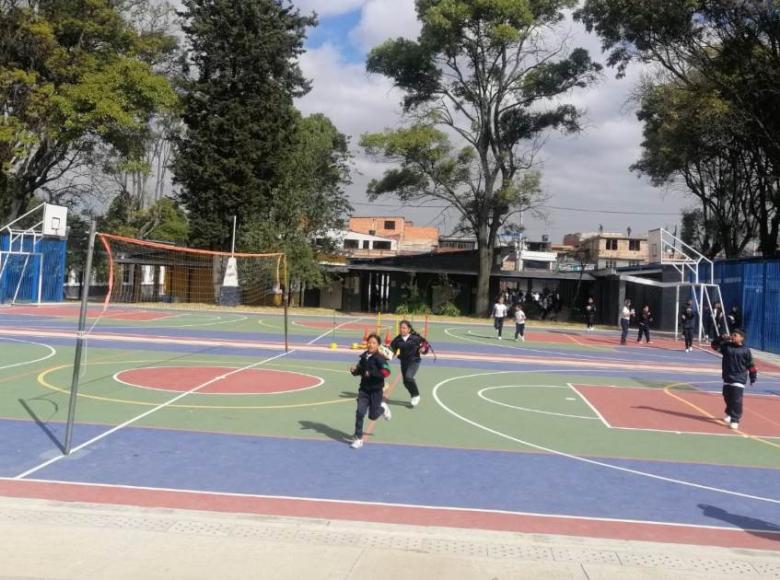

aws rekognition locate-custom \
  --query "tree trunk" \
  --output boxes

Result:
[476,236,493,316]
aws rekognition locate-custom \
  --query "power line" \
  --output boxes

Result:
[351,199,680,217]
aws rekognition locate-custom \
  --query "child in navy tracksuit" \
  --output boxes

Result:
[711,329,757,430]
[680,301,696,352]
[636,305,653,344]
[349,333,392,449]
[390,320,425,408]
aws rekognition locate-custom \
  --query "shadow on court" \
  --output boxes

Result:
[18,398,65,454]
[298,420,351,443]
[699,504,780,542]
[634,405,722,425]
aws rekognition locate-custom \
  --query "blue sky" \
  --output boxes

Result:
[305,11,366,64]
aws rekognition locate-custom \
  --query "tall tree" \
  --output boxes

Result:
[172,0,315,251]
[361,0,601,314]
[577,0,780,255]
[240,112,352,287]
[0,0,177,223]
[632,80,759,258]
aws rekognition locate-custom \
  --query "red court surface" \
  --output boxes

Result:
[575,384,780,438]
[115,367,323,394]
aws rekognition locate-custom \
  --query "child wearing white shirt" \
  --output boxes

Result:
[491,297,508,339]
[513,304,526,341]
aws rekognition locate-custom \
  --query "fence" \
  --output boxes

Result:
[712,258,780,355]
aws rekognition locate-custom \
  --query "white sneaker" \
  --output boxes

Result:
[410,396,420,407]
[724,415,731,424]
[498,336,502,340]
[521,336,525,342]
[350,438,364,449]
[730,422,739,430]
[381,402,392,421]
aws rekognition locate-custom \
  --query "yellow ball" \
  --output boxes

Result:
[329,342,338,350]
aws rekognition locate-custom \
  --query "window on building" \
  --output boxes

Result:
[605,239,618,251]
[629,260,642,267]
[373,241,392,250]
[362,240,370,249]
[384,220,395,230]
[629,239,641,251]
[605,259,617,269]
[343,239,358,249]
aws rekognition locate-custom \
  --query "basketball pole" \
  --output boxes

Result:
[64,220,96,455]
[283,256,289,353]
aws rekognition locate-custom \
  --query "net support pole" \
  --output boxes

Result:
[283,258,289,353]
[63,220,96,455]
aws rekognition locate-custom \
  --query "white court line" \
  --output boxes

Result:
[306,318,361,346]
[0,337,57,371]
[568,383,612,428]
[15,350,293,480]
[6,476,779,535]
[478,385,600,421]
[433,369,780,505]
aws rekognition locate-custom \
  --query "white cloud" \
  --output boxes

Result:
[349,0,420,50]
[296,9,685,240]
[292,0,367,17]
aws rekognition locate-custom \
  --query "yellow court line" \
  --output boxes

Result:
[36,362,351,411]
[663,383,780,451]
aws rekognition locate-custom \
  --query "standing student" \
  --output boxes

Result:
[619,298,634,345]
[711,329,757,430]
[637,305,653,344]
[492,296,508,339]
[390,320,425,407]
[713,302,727,335]
[680,300,696,352]
[727,305,742,331]
[349,334,392,449]
[702,304,713,341]
[584,297,597,331]
[513,302,527,341]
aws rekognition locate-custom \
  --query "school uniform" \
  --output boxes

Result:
[619,305,633,344]
[351,351,390,440]
[585,303,597,329]
[637,310,653,343]
[390,332,423,398]
[513,308,526,340]
[712,338,757,424]
[680,307,696,350]
[492,302,508,337]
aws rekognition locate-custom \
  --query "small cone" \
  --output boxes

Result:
[384,329,392,345]
[362,327,370,343]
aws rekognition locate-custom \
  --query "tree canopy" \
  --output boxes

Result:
[577,0,780,255]
[0,0,177,223]
[362,0,601,313]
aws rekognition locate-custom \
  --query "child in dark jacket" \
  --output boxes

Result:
[711,329,757,430]
[680,301,696,352]
[390,320,425,408]
[349,333,392,449]
[636,305,653,344]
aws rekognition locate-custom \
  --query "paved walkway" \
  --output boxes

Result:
[0,496,778,579]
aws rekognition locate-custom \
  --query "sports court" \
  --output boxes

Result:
[1,302,779,552]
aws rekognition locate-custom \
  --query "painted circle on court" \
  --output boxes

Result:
[114,366,324,395]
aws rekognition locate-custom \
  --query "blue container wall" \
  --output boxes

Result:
[0,234,65,303]
[713,258,780,355]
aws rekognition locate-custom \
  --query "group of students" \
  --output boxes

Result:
[348,300,758,447]
[348,320,427,449]
[491,296,527,341]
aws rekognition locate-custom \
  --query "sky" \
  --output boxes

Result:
[292,0,690,244]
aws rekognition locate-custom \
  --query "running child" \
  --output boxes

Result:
[584,297,597,331]
[711,329,757,430]
[680,300,696,352]
[637,305,653,344]
[349,333,392,449]
[491,296,508,340]
[513,302,526,341]
[390,320,425,407]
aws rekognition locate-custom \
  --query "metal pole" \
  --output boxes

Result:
[674,285,680,342]
[63,220,97,455]
[231,215,237,255]
[283,259,289,353]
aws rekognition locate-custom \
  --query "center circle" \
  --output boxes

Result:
[114,366,324,395]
